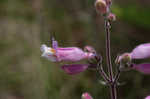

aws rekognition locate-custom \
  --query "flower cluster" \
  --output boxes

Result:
[40,0,150,97]
[41,38,96,75]
[117,43,150,74]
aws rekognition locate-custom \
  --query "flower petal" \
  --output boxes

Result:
[61,64,89,75]
[40,44,57,62]
[41,43,95,62]
[82,92,93,99]
[130,43,150,59]
[132,63,150,74]
[145,96,150,99]
[57,47,94,62]
[40,44,47,53]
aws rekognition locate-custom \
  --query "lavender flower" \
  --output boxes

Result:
[118,43,150,62]
[82,92,93,99]
[117,43,150,74]
[145,96,150,99]
[41,38,96,75]
[130,43,150,59]
[41,39,95,62]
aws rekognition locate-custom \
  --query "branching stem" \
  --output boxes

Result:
[105,20,117,99]
[97,62,110,83]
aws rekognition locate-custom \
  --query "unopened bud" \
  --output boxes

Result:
[107,13,116,21]
[116,53,131,64]
[95,0,108,15]
[82,92,93,99]
[84,46,96,53]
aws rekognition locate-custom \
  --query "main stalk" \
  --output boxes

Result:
[105,20,117,99]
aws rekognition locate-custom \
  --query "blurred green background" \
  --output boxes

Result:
[0,0,150,99]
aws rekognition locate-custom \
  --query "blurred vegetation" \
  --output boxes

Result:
[0,0,150,99]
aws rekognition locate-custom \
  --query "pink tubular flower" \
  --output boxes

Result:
[41,39,95,62]
[132,63,150,74]
[118,43,150,62]
[82,92,93,99]
[117,43,150,74]
[145,96,150,99]
[41,38,96,75]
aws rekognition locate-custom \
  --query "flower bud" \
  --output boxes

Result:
[116,53,131,64]
[107,13,116,21]
[95,0,108,15]
[82,92,93,99]
[84,46,96,53]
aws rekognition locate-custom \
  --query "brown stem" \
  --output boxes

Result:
[105,20,117,99]
[114,70,121,83]
[105,20,113,81]
[97,63,110,83]
[110,85,117,99]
